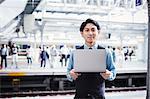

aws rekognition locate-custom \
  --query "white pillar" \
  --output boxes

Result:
[137,42,144,61]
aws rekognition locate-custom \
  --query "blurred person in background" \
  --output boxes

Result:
[50,45,58,68]
[0,44,9,69]
[40,46,49,68]
[112,47,116,63]
[60,45,70,67]
[26,45,33,68]
[128,46,134,61]
[11,43,19,69]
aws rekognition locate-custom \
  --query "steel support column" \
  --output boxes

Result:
[147,0,150,99]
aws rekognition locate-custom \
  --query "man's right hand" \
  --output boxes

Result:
[69,69,81,80]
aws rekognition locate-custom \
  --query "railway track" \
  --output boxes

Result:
[0,86,146,98]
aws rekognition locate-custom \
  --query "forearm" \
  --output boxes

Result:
[66,69,73,82]
[107,69,116,81]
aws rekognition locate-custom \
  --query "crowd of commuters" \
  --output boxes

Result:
[107,46,135,68]
[0,42,135,70]
[0,42,73,69]
[108,46,134,61]
[0,43,135,70]
[38,44,72,68]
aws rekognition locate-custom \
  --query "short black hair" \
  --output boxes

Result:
[79,18,100,32]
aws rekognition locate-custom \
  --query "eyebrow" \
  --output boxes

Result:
[84,27,97,30]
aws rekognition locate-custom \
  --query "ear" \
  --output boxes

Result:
[98,30,100,34]
[80,32,83,37]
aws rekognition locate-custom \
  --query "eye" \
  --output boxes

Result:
[91,28,96,32]
[84,29,89,32]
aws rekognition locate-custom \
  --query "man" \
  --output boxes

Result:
[40,46,49,68]
[66,18,116,99]
[11,43,19,69]
[50,45,58,68]
[26,45,33,67]
[60,45,70,66]
[0,44,8,69]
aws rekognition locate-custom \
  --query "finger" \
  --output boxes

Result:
[76,73,81,76]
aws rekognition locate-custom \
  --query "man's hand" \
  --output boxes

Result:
[70,69,81,80]
[100,69,112,80]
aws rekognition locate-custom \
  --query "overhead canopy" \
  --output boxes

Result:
[24,0,41,14]
[0,0,41,41]
[0,0,148,44]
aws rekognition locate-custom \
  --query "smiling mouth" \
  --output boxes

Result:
[87,37,93,39]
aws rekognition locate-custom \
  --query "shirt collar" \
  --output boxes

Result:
[84,43,98,49]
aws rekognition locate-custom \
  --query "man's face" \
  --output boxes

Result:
[81,23,99,44]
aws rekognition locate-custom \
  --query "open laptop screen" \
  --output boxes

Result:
[73,49,106,72]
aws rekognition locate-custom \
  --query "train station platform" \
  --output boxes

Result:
[0,57,147,76]
[6,90,146,99]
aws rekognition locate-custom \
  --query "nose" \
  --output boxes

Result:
[88,31,93,35]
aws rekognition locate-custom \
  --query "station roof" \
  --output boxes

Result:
[0,0,148,45]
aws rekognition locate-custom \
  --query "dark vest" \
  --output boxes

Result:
[74,45,105,99]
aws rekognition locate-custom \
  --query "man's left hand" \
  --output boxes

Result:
[100,69,112,80]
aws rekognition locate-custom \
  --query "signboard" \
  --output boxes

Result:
[136,0,142,6]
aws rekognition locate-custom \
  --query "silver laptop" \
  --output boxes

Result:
[73,49,106,72]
